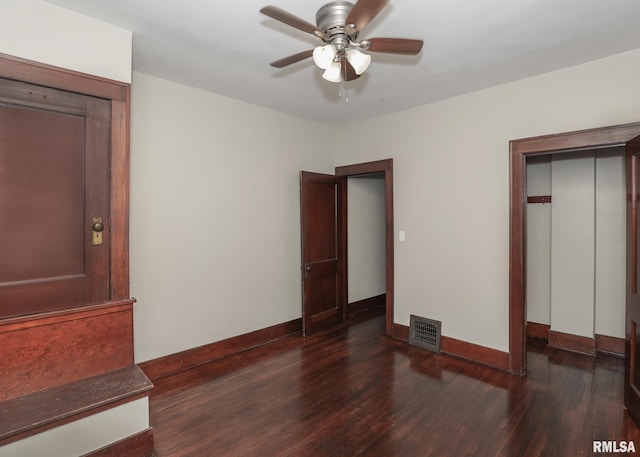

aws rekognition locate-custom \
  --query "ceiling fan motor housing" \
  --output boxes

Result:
[316,1,358,47]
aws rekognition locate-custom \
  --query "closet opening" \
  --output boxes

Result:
[508,122,640,376]
[525,148,626,357]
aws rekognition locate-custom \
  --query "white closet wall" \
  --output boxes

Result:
[526,156,552,325]
[595,149,626,338]
[550,151,596,339]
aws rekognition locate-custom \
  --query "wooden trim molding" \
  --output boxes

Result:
[596,334,625,357]
[0,300,134,332]
[510,122,640,155]
[109,96,132,300]
[509,122,640,375]
[0,301,135,402]
[0,52,128,101]
[390,323,509,372]
[140,318,302,381]
[527,323,623,356]
[526,322,550,341]
[391,323,410,341]
[631,153,638,294]
[81,428,154,457]
[348,294,386,315]
[441,336,510,372]
[548,330,596,356]
[509,142,527,375]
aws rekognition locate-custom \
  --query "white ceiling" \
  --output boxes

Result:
[45,0,640,125]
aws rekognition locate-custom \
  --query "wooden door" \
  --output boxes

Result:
[626,135,640,424]
[300,171,345,336]
[0,78,110,318]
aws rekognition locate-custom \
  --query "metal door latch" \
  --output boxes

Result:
[92,217,104,245]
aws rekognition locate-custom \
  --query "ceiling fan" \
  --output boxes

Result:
[260,0,423,83]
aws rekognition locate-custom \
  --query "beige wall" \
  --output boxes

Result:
[551,151,596,339]
[130,72,333,362]
[1,0,131,82]
[526,156,551,326]
[347,176,386,303]
[334,48,640,352]
[595,149,626,338]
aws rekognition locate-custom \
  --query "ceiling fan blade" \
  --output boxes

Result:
[260,6,324,38]
[341,60,361,81]
[345,0,390,33]
[365,38,424,55]
[270,49,314,68]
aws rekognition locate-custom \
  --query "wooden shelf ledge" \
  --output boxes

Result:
[0,365,153,446]
[527,195,552,204]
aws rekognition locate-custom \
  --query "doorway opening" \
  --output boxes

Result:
[346,173,387,318]
[336,159,395,336]
[509,122,640,375]
[525,148,626,356]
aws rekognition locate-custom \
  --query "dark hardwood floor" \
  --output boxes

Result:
[150,312,640,456]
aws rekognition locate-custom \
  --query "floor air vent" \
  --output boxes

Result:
[409,315,441,353]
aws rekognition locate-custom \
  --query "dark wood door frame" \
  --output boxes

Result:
[335,159,395,336]
[509,122,640,375]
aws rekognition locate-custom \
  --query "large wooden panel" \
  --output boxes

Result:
[300,171,344,336]
[307,181,338,261]
[0,78,111,318]
[0,105,85,282]
[0,302,134,402]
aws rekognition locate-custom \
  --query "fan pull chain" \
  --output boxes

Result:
[344,80,348,104]
[338,60,349,104]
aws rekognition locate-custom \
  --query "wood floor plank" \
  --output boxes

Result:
[150,315,640,457]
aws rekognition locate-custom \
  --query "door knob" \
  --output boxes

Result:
[305,264,311,272]
[91,217,104,245]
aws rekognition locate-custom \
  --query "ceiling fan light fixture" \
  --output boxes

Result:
[312,44,337,70]
[346,48,371,75]
[260,1,425,91]
[322,60,343,83]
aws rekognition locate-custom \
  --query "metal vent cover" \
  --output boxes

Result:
[409,315,441,353]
